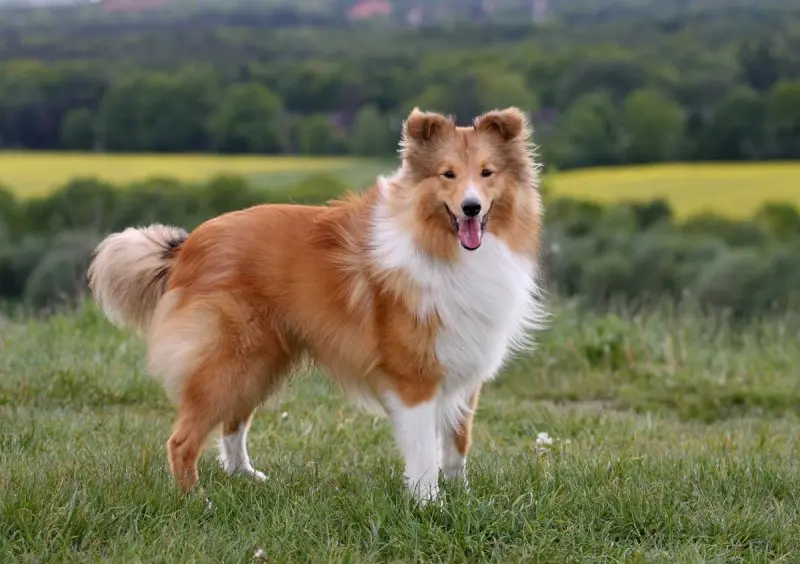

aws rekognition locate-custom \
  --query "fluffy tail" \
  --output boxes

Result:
[87,224,188,335]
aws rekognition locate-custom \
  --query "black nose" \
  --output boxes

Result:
[461,198,482,217]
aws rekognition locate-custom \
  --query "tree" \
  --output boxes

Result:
[706,86,766,160]
[349,105,395,157]
[556,92,622,168]
[273,60,348,114]
[554,58,647,111]
[0,60,105,150]
[60,108,95,150]
[621,89,684,163]
[738,39,780,92]
[297,114,347,155]
[208,83,285,154]
[766,80,800,159]
[474,69,538,115]
[98,66,219,152]
[409,65,536,124]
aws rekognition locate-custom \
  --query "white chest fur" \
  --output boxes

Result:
[370,198,544,394]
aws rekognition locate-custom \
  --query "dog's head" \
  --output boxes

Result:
[392,107,539,253]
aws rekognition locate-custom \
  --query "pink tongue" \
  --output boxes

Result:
[458,218,482,249]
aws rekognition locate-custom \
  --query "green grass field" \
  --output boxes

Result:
[2,302,798,561]
[2,152,800,218]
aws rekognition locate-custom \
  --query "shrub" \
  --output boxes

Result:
[629,199,673,230]
[755,202,800,241]
[1,172,798,322]
[24,231,99,309]
[0,235,49,299]
[546,197,605,237]
[682,212,769,247]
[578,251,634,305]
[22,178,118,235]
[0,187,19,238]
[274,173,349,205]
[693,249,772,319]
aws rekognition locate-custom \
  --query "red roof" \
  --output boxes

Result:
[102,0,167,13]
[348,0,392,21]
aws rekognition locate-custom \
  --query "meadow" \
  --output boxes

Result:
[1,301,798,562]
[3,152,800,218]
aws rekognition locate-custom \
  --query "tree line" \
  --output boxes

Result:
[1,5,799,168]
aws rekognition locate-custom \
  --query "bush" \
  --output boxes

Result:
[579,251,634,305]
[275,173,348,205]
[0,187,19,238]
[22,178,118,235]
[682,212,770,247]
[693,249,772,319]
[629,199,673,230]
[1,170,798,322]
[0,235,49,299]
[110,177,197,230]
[546,197,605,237]
[755,202,800,241]
[23,230,100,309]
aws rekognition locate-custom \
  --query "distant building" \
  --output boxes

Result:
[102,0,167,12]
[347,0,392,22]
[532,0,549,23]
[406,4,422,27]
[11,0,94,6]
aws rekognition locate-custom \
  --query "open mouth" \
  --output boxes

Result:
[445,203,492,251]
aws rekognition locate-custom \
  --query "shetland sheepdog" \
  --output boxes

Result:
[87,106,545,502]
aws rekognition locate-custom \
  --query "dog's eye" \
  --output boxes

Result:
[442,171,456,179]
[481,169,493,178]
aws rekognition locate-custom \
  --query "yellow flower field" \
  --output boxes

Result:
[1,152,798,219]
[549,162,800,219]
[0,152,365,197]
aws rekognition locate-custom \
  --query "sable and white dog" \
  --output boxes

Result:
[87,106,546,502]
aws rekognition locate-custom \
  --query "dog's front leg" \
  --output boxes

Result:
[384,390,440,504]
[438,385,481,489]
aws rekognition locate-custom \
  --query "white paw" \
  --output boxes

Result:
[246,468,268,482]
[441,463,467,482]
[407,477,440,506]
[221,459,267,482]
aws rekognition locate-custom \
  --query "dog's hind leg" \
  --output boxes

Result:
[219,413,266,481]
[158,293,296,491]
[216,327,297,483]
[167,393,220,493]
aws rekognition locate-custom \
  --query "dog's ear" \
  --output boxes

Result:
[402,107,452,145]
[474,107,531,142]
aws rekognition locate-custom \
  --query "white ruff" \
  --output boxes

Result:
[369,178,546,429]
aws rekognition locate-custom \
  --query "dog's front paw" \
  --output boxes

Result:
[241,467,268,482]
[407,476,440,507]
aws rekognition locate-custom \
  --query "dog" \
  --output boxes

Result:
[87,106,545,502]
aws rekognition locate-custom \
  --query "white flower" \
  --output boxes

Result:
[535,432,554,446]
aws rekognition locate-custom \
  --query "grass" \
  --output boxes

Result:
[549,162,800,219]
[3,152,800,219]
[1,301,798,562]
